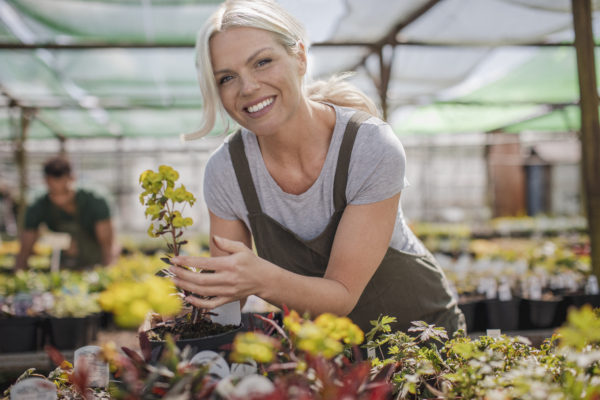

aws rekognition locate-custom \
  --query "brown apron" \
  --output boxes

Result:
[50,200,103,270]
[228,111,465,335]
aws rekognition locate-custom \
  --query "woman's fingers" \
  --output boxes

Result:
[170,255,228,270]
[171,275,232,298]
[185,294,232,310]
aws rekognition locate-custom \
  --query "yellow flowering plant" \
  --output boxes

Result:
[139,165,196,258]
[230,309,364,365]
[137,165,235,336]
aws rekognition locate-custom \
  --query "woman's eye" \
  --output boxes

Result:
[257,58,272,67]
[218,75,233,85]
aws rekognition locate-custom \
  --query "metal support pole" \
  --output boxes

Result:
[572,0,600,281]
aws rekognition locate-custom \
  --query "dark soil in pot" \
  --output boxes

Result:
[146,317,241,363]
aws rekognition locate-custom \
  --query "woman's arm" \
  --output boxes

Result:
[208,211,252,256]
[170,193,400,317]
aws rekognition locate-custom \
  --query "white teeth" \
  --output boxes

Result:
[247,97,273,113]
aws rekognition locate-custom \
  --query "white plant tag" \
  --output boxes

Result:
[231,360,258,378]
[210,300,242,326]
[487,329,502,338]
[74,345,109,388]
[190,350,230,379]
[231,375,275,398]
[10,378,57,400]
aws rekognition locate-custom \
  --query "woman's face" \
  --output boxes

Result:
[210,26,306,135]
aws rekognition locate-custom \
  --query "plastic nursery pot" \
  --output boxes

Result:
[519,297,563,330]
[458,299,486,333]
[0,316,41,353]
[484,298,521,331]
[45,315,99,350]
[564,293,600,309]
[149,324,243,364]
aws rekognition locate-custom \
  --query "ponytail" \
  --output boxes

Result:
[305,73,381,119]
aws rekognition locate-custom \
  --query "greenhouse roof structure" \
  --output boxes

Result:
[1,0,600,141]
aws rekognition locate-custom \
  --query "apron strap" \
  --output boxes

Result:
[228,130,263,215]
[333,111,372,210]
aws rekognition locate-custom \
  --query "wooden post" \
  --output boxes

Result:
[572,0,600,281]
[15,108,31,232]
[377,45,393,121]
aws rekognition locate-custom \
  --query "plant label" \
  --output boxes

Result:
[486,329,502,338]
[74,345,109,388]
[210,300,242,325]
[10,378,57,400]
[231,360,257,378]
[191,350,231,379]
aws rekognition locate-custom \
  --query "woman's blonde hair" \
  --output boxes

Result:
[183,0,379,140]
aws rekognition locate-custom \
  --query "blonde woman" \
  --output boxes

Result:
[169,0,465,336]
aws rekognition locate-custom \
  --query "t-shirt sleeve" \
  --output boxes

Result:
[203,142,243,221]
[346,120,408,205]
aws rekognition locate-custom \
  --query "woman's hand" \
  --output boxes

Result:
[169,236,263,309]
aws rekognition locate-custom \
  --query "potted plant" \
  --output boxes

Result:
[0,293,42,353]
[44,288,102,350]
[101,165,241,361]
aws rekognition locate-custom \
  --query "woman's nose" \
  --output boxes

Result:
[240,74,260,95]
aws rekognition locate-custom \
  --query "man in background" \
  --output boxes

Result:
[15,156,117,270]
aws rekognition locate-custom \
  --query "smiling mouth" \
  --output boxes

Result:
[246,97,274,113]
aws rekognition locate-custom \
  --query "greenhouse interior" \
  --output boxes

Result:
[1,0,600,398]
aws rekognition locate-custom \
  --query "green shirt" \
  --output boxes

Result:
[25,187,111,268]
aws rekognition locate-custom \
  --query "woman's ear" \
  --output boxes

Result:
[296,41,307,76]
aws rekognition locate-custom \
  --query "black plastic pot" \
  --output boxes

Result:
[484,298,520,331]
[458,300,485,333]
[564,293,600,309]
[45,316,99,350]
[519,298,562,329]
[149,324,243,363]
[0,316,41,353]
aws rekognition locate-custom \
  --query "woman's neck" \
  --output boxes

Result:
[256,100,336,195]
[257,100,335,165]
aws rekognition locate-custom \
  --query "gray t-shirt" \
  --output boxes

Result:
[203,104,427,255]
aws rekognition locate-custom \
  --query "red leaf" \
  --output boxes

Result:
[138,331,153,362]
[44,345,66,367]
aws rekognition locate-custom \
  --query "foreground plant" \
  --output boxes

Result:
[4,306,600,399]
[138,165,240,341]
[365,306,600,400]
[228,309,393,399]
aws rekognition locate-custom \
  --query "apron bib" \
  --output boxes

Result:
[228,111,465,335]
[49,198,103,270]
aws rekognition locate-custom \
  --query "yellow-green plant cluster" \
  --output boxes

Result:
[284,311,364,358]
[99,275,181,328]
[230,331,280,363]
[139,165,196,253]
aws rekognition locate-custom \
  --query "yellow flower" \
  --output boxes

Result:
[283,310,303,334]
[145,204,161,219]
[231,332,278,363]
[159,165,179,182]
[147,223,157,238]
[146,276,182,316]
